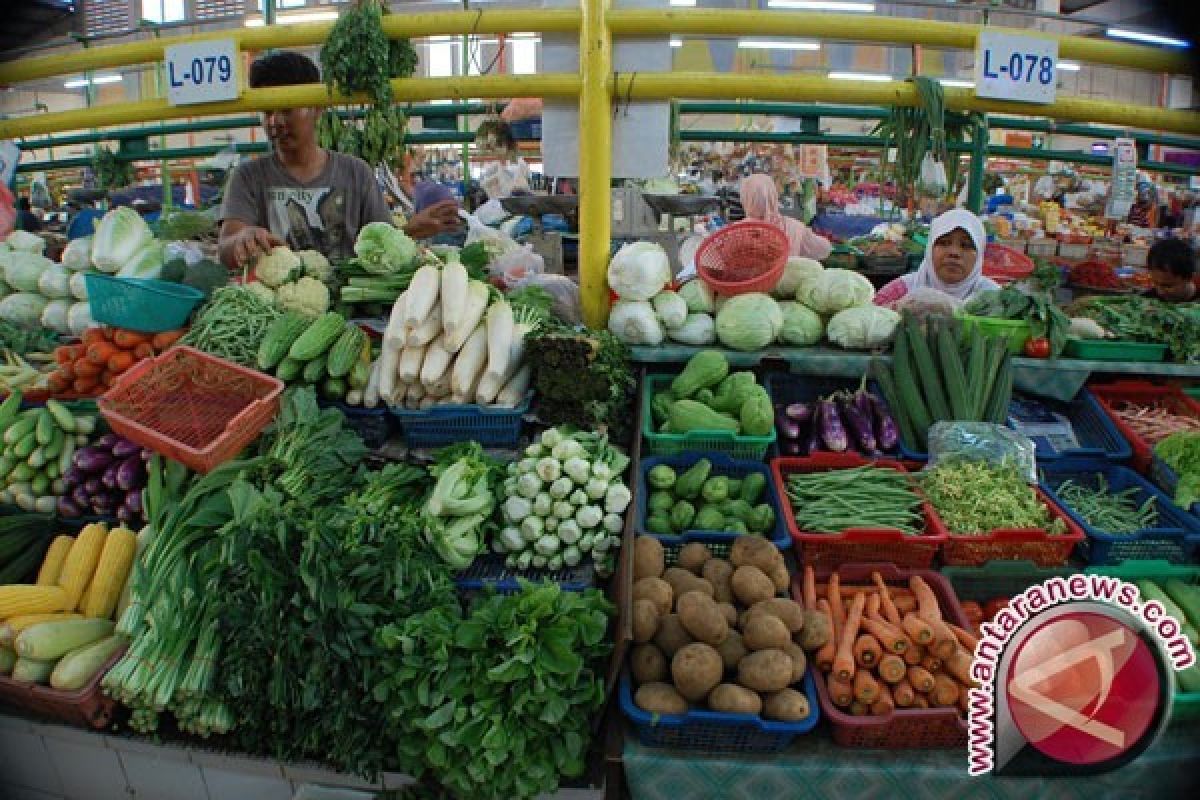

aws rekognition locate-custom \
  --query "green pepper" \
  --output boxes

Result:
[701,475,730,504]
[670,500,696,532]
[647,513,674,536]
[648,490,675,514]
[746,503,776,533]
[740,472,767,504]
[651,390,675,426]
[675,459,712,500]
[726,518,749,535]
[647,464,677,491]
[693,507,726,531]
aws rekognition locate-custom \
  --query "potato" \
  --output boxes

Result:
[762,688,811,722]
[730,536,782,573]
[708,683,763,715]
[767,561,791,593]
[677,591,729,646]
[630,643,669,684]
[701,558,735,604]
[633,577,673,617]
[798,610,832,652]
[634,536,665,580]
[717,602,738,627]
[653,613,694,658]
[677,542,712,574]
[635,683,688,716]
[671,643,724,702]
[632,599,661,644]
[716,630,748,671]
[750,598,806,634]
[741,613,792,651]
[782,642,808,684]
[663,567,714,602]
[737,648,794,692]
[731,565,776,607]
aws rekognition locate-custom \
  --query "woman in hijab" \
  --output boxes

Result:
[738,173,832,260]
[874,209,998,310]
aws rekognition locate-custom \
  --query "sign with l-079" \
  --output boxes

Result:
[974,31,1059,105]
[165,40,239,106]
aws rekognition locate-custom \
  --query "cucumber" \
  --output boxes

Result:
[42,428,65,460]
[1164,579,1200,629]
[321,376,348,401]
[0,456,16,479]
[276,358,304,382]
[302,353,329,383]
[10,463,35,483]
[348,359,371,391]
[74,415,96,435]
[4,414,37,446]
[35,409,56,447]
[28,447,47,469]
[50,635,124,691]
[58,439,75,476]
[44,400,76,434]
[30,474,50,496]
[0,391,22,434]
[13,432,39,459]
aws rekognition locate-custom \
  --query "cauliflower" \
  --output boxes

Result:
[297,249,333,282]
[275,276,330,317]
[254,246,303,288]
[243,281,276,306]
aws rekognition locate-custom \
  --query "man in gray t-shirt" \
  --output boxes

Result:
[218,51,460,269]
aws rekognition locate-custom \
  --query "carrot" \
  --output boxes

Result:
[901,611,934,646]
[943,646,977,688]
[833,591,865,682]
[853,668,880,704]
[87,342,117,366]
[82,328,107,346]
[928,621,958,660]
[854,633,882,669]
[903,643,926,667]
[47,373,70,393]
[57,362,75,381]
[849,700,869,717]
[99,327,115,341]
[72,377,98,395]
[872,571,903,626]
[932,674,960,708]
[74,358,102,377]
[870,683,895,716]
[949,623,980,653]
[878,654,907,684]
[100,371,116,388]
[107,352,135,373]
[866,591,881,618]
[910,576,943,618]
[894,595,918,614]
[815,598,839,673]
[827,672,854,707]
[921,655,942,674]
[113,329,151,349]
[893,678,915,707]
[827,574,845,627]
[911,694,930,709]
[151,329,186,351]
[817,584,916,601]
[134,343,155,360]
[802,565,817,610]
[957,688,972,715]
[53,348,73,365]
[907,665,935,694]
[861,615,909,654]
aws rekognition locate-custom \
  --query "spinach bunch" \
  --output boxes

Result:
[1071,296,1200,362]
[377,584,613,799]
[964,286,1071,356]
[254,388,367,502]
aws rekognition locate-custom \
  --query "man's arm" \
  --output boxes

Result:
[218,218,283,269]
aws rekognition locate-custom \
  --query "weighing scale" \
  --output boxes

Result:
[500,195,579,275]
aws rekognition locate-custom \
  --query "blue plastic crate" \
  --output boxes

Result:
[319,401,393,449]
[619,667,818,753]
[453,553,595,594]
[390,393,530,448]
[637,454,790,550]
[1040,463,1199,565]
[763,373,902,458]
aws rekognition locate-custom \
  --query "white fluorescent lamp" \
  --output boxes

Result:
[940,79,975,88]
[245,10,339,27]
[739,39,821,51]
[64,74,122,88]
[671,39,683,48]
[670,0,697,6]
[828,71,893,81]
[1105,28,1189,48]
[768,1,876,11]
[1057,61,1081,71]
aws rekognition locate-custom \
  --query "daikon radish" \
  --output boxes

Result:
[440,259,468,336]
[482,301,514,385]
[363,358,383,408]
[445,281,490,351]
[420,333,455,388]
[402,265,441,332]
[495,364,532,407]
[407,304,442,348]
[397,342,426,385]
[452,325,490,398]
[383,291,409,346]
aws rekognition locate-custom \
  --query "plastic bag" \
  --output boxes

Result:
[918,153,948,198]
[511,273,581,324]
[463,211,520,254]
[895,287,961,320]
[925,422,1039,483]
[480,158,531,199]
[490,244,544,286]
[165,241,206,267]
[473,197,510,226]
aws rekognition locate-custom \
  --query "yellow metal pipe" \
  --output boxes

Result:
[0,9,581,87]
[0,75,582,140]
[612,73,1200,135]
[607,9,1194,75]
[579,0,613,330]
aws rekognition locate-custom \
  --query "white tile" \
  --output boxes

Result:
[45,738,129,800]
[107,734,192,762]
[34,722,108,748]
[0,729,64,794]
[201,766,292,800]
[118,750,208,800]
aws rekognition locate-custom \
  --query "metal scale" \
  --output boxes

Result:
[625,192,722,273]
[499,195,579,275]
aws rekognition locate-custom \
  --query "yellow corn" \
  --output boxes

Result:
[57,523,107,611]
[82,527,136,620]
[36,535,75,586]
[0,612,83,647]
[0,585,70,618]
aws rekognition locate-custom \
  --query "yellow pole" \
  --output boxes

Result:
[611,73,1200,135]
[579,0,613,330]
[0,75,583,139]
[606,9,1193,75]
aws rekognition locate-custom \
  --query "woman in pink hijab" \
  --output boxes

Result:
[738,173,832,261]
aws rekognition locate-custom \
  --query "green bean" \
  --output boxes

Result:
[179,286,282,367]
[787,466,925,535]
[1054,475,1157,536]
[921,462,1069,536]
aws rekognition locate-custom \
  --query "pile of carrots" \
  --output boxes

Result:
[799,566,979,717]
[47,327,186,396]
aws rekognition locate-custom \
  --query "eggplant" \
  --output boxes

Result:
[57,496,81,518]
[781,440,805,456]
[72,486,91,509]
[111,438,141,459]
[141,449,154,462]
[784,402,813,424]
[125,488,143,515]
[116,456,145,492]
[804,414,822,455]
[838,394,877,453]
[73,447,113,474]
[817,400,848,452]
[63,466,84,488]
[870,394,900,452]
[101,463,120,490]
[84,478,102,495]
[94,434,119,451]
[775,409,801,441]
[853,388,874,423]
[116,505,135,524]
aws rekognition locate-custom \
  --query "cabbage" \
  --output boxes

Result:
[666,313,716,346]
[41,299,71,334]
[652,290,688,330]
[60,237,92,271]
[5,252,52,293]
[92,207,154,273]
[678,279,715,314]
[802,268,875,315]
[5,230,45,254]
[773,256,824,301]
[0,293,50,328]
[38,264,71,298]
[777,302,824,346]
[354,221,417,275]
[67,302,95,336]
[69,271,90,301]
[117,240,166,279]
[715,293,781,352]
[607,242,671,301]
[608,299,665,346]
[826,305,902,350]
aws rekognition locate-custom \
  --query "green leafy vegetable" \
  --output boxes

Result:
[1155,431,1200,508]
[921,461,1068,535]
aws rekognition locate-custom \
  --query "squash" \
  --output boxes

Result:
[670,350,729,398]
[668,400,740,435]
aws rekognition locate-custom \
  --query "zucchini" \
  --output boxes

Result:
[257,312,311,371]
[44,399,76,433]
[50,634,124,691]
[10,656,55,684]
[288,312,346,362]
[14,618,115,661]
[302,352,329,383]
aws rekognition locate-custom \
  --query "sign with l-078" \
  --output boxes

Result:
[165,40,240,106]
[974,31,1059,105]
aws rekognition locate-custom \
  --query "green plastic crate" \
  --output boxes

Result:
[941,560,1075,603]
[1184,387,1200,402]
[1063,338,1168,363]
[1085,560,1200,724]
[641,374,775,460]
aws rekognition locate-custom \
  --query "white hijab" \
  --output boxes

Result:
[903,209,998,301]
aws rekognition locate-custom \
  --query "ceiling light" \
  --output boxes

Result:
[1105,28,1189,48]
[64,74,122,88]
[1057,61,1081,71]
[670,0,697,6]
[671,39,683,48]
[828,71,893,81]
[738,39,821,51]
[768,1,876,11]
[245,10,338,27]
[940,79,975,88]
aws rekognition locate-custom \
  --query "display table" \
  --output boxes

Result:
[622,723,1200,800]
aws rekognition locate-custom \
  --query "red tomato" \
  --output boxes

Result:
[983,596,1011,621]
[1023,338,1051,358]
[960,601,984,629]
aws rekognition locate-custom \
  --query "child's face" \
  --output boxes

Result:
[1149,267,1196,301]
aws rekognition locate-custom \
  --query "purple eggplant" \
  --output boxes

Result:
[57,496,81,518]
[784,402,813,424]
[101,463,120,490]
[781,440,805,456]
[95,434,119,451]
[84,478,101,495]
[74,447,113,474]
[817,400,848,452]
[111,438,141,459]
[125,489,143,515]
[72,486,92,509]
[63,466,84,487]
[838,394,877,453]
[116,456,145,492]
[853,388,874,422]
[116,506,135,524]
[870,394,900,452]
[140,449,154,462]
[775,408,801,441]
[91,496,114,515]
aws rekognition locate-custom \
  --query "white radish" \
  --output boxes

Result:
[420,333,455,388]
[363,358,383,408]
[406,304,442,348]
[482,301,514,385]
[445,281,490,352]
[476,333,527,405]
[406,382,426,402]
[452,324,490,398]
[397,342,426,384]
[495,364,533,407]
[402,264,440,332]
[383,291,409,347]
[418,395,437,410]
[378,291,409,402]
[440,259,468,336]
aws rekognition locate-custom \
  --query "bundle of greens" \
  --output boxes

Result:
[153,208,217,241]
[1154,431,1200,508]
[963,285,1071,356]
[320,0,415,104]
[1067,295,1200,362]
[253,388,367,503]
[422,442,501,570]
[0,319,58,356]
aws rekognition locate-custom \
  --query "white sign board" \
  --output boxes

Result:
[1105,137,1138,220]
[974,31,1058,105]
[165,40,239,106]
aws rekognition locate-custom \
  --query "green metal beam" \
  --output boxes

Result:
[679,130,885,147]
[678,102,887,120]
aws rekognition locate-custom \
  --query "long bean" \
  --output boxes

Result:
[179,286,282,367]
[787,466,925,536]
[1054,475,1157,536]
[921,462,1068,536]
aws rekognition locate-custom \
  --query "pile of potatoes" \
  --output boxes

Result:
[629,535,825,723]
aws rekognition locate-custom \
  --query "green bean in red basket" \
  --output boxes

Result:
[785,466,924,535]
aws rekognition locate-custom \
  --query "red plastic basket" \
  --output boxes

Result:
[0,646,126,729]
[695,221,788,295]
[98,346,284,473]
[1088,381,1200,474]
[794,563,969,748]
[932,486,1086,567]
[982,242,1034,283]
[771,453,946,569]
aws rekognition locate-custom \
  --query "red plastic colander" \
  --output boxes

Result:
[695,221,789,295]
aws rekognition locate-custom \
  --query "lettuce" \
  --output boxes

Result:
[4,251,52,292]
[715,293,781,352]
[607,241,671,301]
[1155,432,1200,508]
[773,256,824,301]
[354,222,417,275]
[801,268,875,315]
[777,302,824,346]
[608,299,665,346]
[91,207,154,273]
[0,293,50,328]
[826,305,901,350]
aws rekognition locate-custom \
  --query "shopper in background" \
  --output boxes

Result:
[875,208,998,310]
[1127,179,1159,228]
[738,173,832,260]
[13,197,42,233]
[1144,237,1197,302]
[218,51,460,269]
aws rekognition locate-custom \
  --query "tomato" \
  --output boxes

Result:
[961,601,984,629]
[1023,337,1051,358]
[983,596,1011,621]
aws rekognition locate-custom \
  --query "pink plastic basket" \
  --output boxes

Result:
[695,221,788,295]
